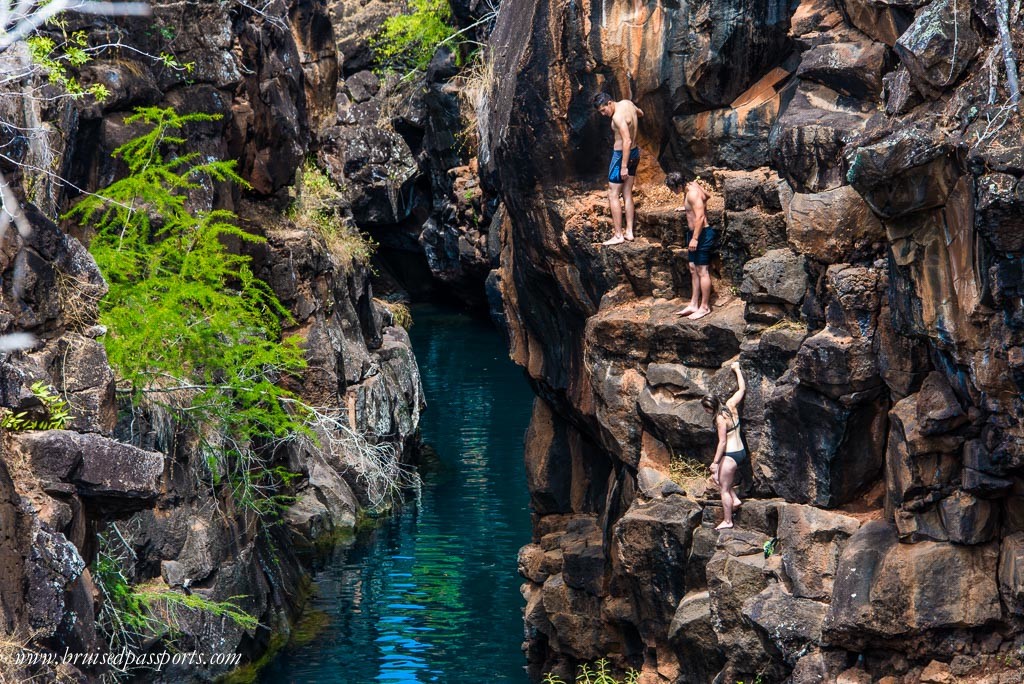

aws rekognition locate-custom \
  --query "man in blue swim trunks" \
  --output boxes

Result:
[593,92,643,246]
[667,172,715,320]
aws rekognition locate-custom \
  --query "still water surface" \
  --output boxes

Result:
[261,304,534,683]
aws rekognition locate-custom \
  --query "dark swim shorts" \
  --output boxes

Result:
[687,226,717,266]
[608,147,640,183]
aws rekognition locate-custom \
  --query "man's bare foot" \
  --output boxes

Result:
[687,307,711,320]
[602,235,625,246]
[625,231,635,242]
[733,496,742,509]
[715,521,734,530]
[675,305,697,316]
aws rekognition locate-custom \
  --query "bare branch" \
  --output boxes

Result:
[0,167,30,239]
[996,0,1021,109]
[0,0,151,53]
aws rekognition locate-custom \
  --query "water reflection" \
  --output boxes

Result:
[261,305,534,683]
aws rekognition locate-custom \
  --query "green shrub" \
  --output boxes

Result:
[371,0,460,74]
[65,106,308,515]
[0,381,71,431]
[93,531,257,660]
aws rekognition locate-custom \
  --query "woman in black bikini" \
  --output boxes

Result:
[702,362,746,530]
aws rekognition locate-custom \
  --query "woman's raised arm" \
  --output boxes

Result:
[727,361,745,409]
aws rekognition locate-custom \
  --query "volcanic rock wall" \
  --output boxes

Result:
[0,1,429,680]
[483,0,1024,681]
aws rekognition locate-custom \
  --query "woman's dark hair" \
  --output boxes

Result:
[592,92,614,109]
[665,172,685,190]
[701,394,733,422]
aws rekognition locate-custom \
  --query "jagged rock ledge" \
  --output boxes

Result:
[483,0,1024,681]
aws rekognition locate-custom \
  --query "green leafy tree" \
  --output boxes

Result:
[371,0,459,74]
[65,106,307,511]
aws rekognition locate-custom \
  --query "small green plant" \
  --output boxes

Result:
[27,28,109,101]
[26,15,193,103]
[1,381,71,431]
[93,529,258,665]
[288,160,377,266]
[543,659,639,684]
[736,675,765,684]
[763,537,778,558]
[371,0,460,75]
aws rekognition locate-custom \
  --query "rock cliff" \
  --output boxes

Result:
[0,0,435,680]
[484,0,1024,681]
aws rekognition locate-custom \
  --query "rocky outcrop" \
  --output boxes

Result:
[0,0,426,680]
[484,0,1024,680]
[319,44,499,306]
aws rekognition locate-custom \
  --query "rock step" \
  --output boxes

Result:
[597,234,754,307]
[585,296,746,368]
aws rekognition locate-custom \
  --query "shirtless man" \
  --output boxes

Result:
[666,172,715,320]
[593,92,643,246]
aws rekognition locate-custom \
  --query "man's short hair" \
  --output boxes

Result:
[665,172,685,190]
[592,92,614,109]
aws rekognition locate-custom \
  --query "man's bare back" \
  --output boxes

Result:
[611,100,642,150]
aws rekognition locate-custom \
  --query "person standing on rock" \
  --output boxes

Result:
[704,361,746,530]
[593,92,643,246]
[667,172,715,320]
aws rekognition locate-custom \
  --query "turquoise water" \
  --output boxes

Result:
[261,305,534,683]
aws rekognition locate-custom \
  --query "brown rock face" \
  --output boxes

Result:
[485,0,1024,678]
[824,521,1000,646]
[785,184,885,264]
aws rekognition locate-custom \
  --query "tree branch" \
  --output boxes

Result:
[0,0,151,53]
[996,0,1021,110]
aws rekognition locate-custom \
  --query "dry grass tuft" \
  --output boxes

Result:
[288,160,376,266]
[669,455,712,498]
[375,298,413,329]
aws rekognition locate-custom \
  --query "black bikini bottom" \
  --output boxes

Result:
[725,449,747,466]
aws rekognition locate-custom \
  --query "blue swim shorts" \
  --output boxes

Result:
[608,148,640,184]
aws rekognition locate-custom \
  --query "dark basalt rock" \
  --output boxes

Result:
[796,40,889,99]
[318,125,419,225]
[894,0,981,98]
[669,591,725,682]
[762,377,887,508]
[481,0,1024,678]
[976,172,1024,253]
[776,504,861,601]
[840,0,916,46]
[613,494,702,629]
[915,371,968,436]
[824,521,999,647]
[771,82,874,193]
[846,127,962,218]
[743,583,828,665]
[883,66,922,116]
[785,184,885,264]
[741,249,809,305]
[11,431,163,509]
